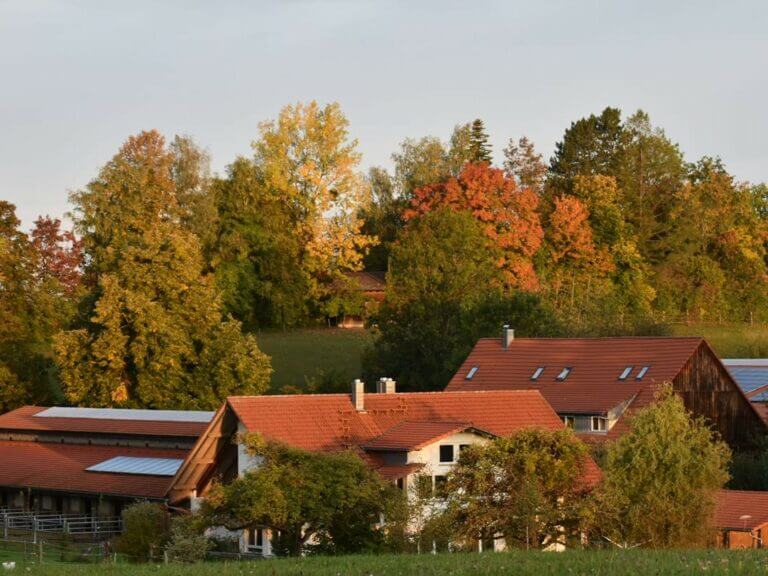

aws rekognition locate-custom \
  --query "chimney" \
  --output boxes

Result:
[352,379,365,411]
[376,377,396,394]
[502,325,514,348]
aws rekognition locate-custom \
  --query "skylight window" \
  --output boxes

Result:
[531,367,545,381]
[618,366,634,381]
[466,366,479,380]
[555,367,572,381]
[635,366,650,380]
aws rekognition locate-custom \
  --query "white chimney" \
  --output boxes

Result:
[376,377,396,394]
[352,379,365,411]
[502,325,514,348]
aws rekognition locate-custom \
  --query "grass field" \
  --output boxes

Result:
[11,550,768,575]
[255,328,374,393]
[670,323,768,358]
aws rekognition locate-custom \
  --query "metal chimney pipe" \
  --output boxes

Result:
[352,379,365,411]
[502,325,514,348]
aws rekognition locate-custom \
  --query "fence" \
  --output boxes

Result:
[0,508,122,542]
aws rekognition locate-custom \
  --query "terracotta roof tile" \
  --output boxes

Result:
[0,441,187,499]
[0,406,209,438]
[715,490,768,531]
[446,337,703,414]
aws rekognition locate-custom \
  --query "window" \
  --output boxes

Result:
[563,415,575,429]
[636,366,650,380]
[591,416,607,432]
[465,366,479,380]
[618,366,633,380]
[434,475,448,497]
[556,367,572,381]
[247,528,264,551]
[531,367,545,381]
[439,444,455,463]
[396,478,404,491]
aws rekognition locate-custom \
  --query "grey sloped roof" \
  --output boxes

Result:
[723,360,768,401]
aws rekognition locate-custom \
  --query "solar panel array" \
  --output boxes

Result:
[723,360,768,402]
[35,407,215,423]
[86,456,184,476]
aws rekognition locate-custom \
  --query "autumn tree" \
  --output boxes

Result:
[503,136,547,192]
[359,167,404,271]
[406,162,543,291]
[212,157,308,329]
[252,101,376,317]
[202,434,401,556]
[368,208,558,391]
[597,385,730,548]
[55,130,271,409]
[444,429,592,549]
[468,118,492,163]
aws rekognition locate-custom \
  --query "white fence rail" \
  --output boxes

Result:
[0,508,122,541]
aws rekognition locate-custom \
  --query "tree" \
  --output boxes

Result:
[212,157,308,329]
[55,130,271,409]
[358,167,404,271]
[444,429,591,549]
[116,502,170,562]
[503,136,547,192]
[597,384,730,548]
[468,119,492,164]
[405,163,543,290]
[549,107,624,190]
[367,208,558,391]
[202,434,402,556]
[252,101,376,317]
[30,216,82,295]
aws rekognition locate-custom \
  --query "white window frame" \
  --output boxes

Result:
[563,415,575,429]
[246,528,264,553]
[591,416,607,432]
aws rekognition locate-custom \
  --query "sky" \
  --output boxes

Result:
[1,0,766,227]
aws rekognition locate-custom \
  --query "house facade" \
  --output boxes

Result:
[715,490,768,549]
[0,406,212,520]
[446,328,766,448]
[168,380,600,555]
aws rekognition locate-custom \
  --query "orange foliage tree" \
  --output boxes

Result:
[404,163,543,291]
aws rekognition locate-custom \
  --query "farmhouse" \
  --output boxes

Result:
[0,406,212,520]
[168,380,600,555]
[446,328,766,448]
[337,271,386,328]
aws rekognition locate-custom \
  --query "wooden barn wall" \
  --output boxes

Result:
[673,345,765,448]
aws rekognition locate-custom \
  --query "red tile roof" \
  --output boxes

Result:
[0,406,209,438]
[364,421,475,451]
[446,337,704,414]
[715,490,768,531]
[227,390,566,453]
[0,441,187,499]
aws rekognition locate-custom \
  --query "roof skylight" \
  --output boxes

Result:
[618,366,634,381]
[466,366,479,380]
[635,366,650,380]
[531,367,545,381]
[555,367,572,381]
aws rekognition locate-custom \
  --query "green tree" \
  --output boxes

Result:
[549,107,624,190]
[116,502,170,562]
[444,429,591,549]
[367,208,558,391]
[55,130,271,409]
[597,385,730,548]
[468,118,492,164]
[503,136,547,192]
[358,167,403,271]
[212,157,308,329]
[202,434,402,556]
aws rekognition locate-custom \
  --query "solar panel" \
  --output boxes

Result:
[86,456,184,476]
[35,407,214,423]
[725,366,768,401]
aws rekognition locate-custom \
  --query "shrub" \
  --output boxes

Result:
[165,516,212,563]
[116,501,170,562]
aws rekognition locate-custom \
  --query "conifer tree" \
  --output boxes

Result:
[55,130,271,409]
[468,118,492,164]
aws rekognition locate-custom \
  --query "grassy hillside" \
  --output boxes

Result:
[14,550,768,576]
[255,328,374,393]
[670,323,768,358]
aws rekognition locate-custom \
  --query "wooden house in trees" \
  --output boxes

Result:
[446,328,766,448]
[168,381,600,556]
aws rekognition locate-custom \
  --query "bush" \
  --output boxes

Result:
[116,501,170,562]
[165,516,212,564]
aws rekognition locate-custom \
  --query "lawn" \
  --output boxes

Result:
[16,550,768,575]
[670,323,768,358]
[255,328,374,393]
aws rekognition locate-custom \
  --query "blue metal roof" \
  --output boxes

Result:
[86,456,184,476]
[723,360,768,402]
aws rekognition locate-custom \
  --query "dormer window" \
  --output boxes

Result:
[531,367,545,381]
[555,367,572,381]
[465,366,478,380]
[619,366,633,381]
[636,366,650,380]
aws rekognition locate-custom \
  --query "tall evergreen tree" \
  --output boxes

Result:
[55,130,271,409]
[468,118,492,164]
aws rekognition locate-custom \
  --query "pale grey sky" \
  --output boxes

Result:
[1,0,766,227]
